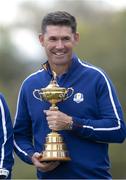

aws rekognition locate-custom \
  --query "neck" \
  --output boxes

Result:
[49,62,71,76]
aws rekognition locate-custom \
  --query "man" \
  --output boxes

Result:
[14,11,126,179]
[0,93,14,179]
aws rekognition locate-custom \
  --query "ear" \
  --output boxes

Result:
[38,33,44,46]
[74,32,80,45]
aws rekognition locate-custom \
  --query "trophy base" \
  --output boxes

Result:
[40,132,71,162]
[40,156,71,162]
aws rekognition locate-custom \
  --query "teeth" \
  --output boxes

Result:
[55,52,64,55]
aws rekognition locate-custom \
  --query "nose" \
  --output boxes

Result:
[56,40,64,49]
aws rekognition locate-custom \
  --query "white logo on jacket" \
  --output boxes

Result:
[73,93,84,103]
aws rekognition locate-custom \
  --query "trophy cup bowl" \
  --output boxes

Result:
[33,78,74,162]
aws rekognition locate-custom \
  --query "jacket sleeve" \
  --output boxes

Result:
[0,93,14,179]
[14,84,35,165]
[71,73,126,143]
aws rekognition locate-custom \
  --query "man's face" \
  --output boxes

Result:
[39,25,79,66]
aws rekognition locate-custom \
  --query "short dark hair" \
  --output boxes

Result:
[41,11,77,33]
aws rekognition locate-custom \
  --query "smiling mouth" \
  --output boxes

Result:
[53,52,65,56]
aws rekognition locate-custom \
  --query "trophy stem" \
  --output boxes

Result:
[50,104,58,110]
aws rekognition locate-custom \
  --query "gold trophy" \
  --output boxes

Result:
[33,72,74,162]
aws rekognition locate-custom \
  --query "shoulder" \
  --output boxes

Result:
[0,93,6,103]
[21,69,45,88]
[24,69,44,82]
[0,93,8,112]
[77,58,114,91]
[79,59,103,73]
[78,58,110,80]
[0,93,3,99]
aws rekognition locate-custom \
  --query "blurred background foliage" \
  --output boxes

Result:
[0,0,126,179]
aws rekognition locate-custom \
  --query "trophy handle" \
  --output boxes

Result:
[33,89,42,101]
[64,87,74,100]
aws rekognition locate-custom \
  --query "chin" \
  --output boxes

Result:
[53,60,69,66]
[53,56,71,64]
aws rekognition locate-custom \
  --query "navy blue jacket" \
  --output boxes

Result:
[0,93,14,179]
[14,55,126,179]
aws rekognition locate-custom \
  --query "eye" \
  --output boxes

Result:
[49,36,57,41]
[62,36,71,41]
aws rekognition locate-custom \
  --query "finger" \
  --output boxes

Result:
[32,156,43,168]
[44,110,59,116]
[48,125,57,131]
[37,162,58,172]
[46,161,60,171]
[43,110,48,114]
[33,152,42,158]
[38,161,60,172]
[46,116,57,121]
[48,122,57,130]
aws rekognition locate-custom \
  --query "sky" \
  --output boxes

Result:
[0,0,126,25]
[0,0,126,61]
[0,0,55,25]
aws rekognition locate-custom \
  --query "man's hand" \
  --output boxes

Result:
[31,152,60,172]
[44,109,73,131]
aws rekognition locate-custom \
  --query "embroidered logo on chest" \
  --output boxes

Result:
[73,93,84,103]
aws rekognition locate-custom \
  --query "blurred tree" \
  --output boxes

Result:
[0,27,27,82]
[0,26,39,117]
